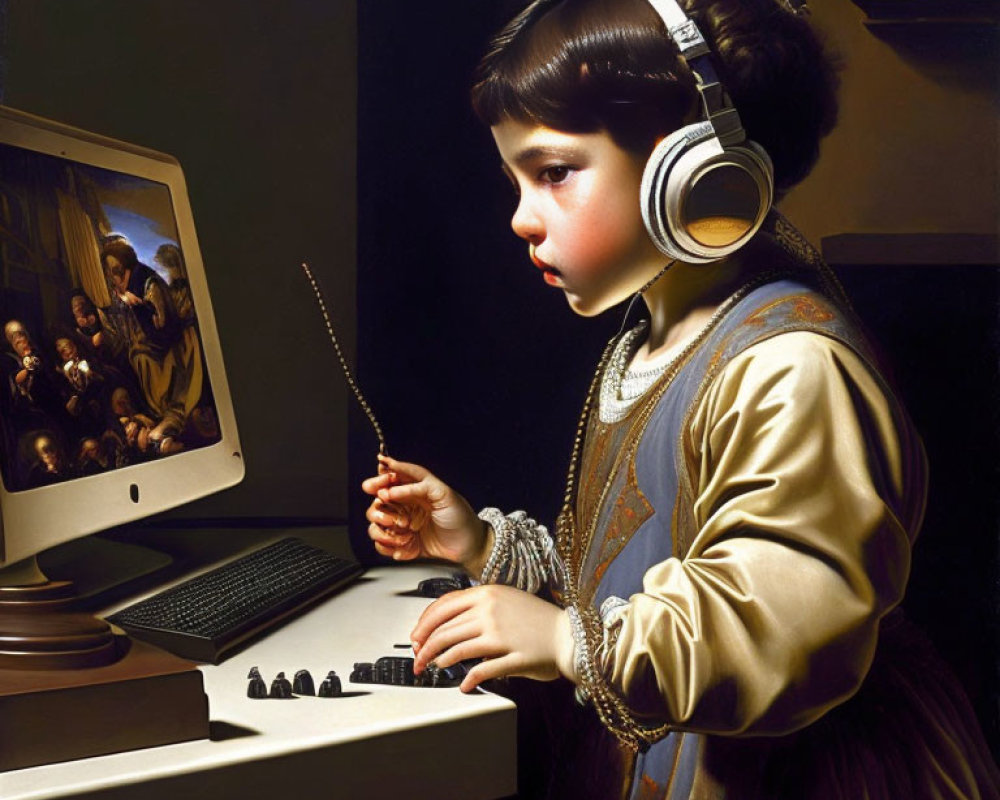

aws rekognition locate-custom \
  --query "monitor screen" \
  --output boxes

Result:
[0,107,243,567]
[0,144,219,490]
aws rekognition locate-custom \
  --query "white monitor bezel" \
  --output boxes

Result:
[0,106,244,567]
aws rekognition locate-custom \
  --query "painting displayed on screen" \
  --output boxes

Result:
[0,142,220,491]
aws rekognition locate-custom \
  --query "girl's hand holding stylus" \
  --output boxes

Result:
[361,454,490,571]
[410,584,577,693]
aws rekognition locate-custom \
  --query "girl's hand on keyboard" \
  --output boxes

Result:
[409,584,577,692]
[362,455,489,573]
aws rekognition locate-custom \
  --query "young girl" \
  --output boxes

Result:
[362,0,998,796]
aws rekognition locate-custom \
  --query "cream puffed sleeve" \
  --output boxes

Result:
[597,331,927,736]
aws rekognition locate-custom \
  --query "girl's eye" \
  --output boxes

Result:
[541,165,571,184]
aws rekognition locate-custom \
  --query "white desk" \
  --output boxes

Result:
[0,562,517,800]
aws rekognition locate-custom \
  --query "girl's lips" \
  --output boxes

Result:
[529,247,562,284]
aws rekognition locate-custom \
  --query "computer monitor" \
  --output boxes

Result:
[0,107,244,769]
[0,105,244,574]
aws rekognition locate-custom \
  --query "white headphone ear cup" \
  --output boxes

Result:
[741,140,774,206]
[717,141,774,216]
[641,123,775,263]
[641,121,719,262]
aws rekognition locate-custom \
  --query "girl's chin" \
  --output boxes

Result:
[563,291,611,318]
[564,284,640,318]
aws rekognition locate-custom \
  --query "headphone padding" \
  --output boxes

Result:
[641,121,718,263]
[641,122,774,263]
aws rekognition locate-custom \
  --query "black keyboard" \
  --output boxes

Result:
[349,656,471,688]
[108,537,364,664]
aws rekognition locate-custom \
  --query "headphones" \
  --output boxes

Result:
[640,0,774,263]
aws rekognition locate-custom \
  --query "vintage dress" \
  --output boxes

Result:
[543,275,998,799]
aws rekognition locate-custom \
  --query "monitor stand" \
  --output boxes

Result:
[0,554,209,772]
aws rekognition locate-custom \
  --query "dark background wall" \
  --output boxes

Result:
[2,0,357,522]
[353,0,622,531]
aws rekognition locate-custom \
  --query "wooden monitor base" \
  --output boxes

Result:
[0,577,209,772]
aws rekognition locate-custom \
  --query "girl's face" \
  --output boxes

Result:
[491,119,666,316]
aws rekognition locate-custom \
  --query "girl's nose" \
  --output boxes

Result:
[510,196,543,242]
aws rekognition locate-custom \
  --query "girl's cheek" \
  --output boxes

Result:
[569,206,637,274]
[570,228,618,274]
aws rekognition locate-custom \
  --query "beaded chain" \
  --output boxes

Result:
[300,262,387,455]
[555,269,786,751]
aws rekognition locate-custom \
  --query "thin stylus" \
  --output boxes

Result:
[300,262,387,456]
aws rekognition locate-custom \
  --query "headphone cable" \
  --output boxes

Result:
[613,259,677,341]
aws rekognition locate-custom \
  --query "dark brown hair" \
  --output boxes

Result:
[472,0,838,193]
[100,239,139,271]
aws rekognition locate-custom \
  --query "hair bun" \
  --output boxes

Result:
[687,0,839,192]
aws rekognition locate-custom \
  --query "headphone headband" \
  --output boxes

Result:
[647,0,745,146]
[640,0,774,262]
[647,0,708,57]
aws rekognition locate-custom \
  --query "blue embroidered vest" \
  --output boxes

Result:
[568,278,878,800]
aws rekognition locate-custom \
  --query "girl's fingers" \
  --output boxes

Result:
[413,618,478,672]
[459,654,520,693]
[373,538,418,561]
[377,479,434,505]
[361,471,390,490]
[377,499,409,528]
[372,541,395,558]
[365,499,409,529]
[368,522,416,549]
[376,454,433,480]
[410,589,478,646]
[392,535,422,561]
[361,470,397,495]
[429,637,497,674]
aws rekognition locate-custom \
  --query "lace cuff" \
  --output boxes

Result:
[565,596,672,751]
[598,595,630,658]
[565,596,629,705]
[477,508,566,594]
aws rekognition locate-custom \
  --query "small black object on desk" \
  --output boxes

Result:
[247,666,268,699]
[293,669,315,696]
[415,573,472,598]
[318,671,343,697]
[269,671,293,698]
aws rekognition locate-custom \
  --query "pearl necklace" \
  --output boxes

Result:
[598,322,651,423]
[599,319,708,423]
